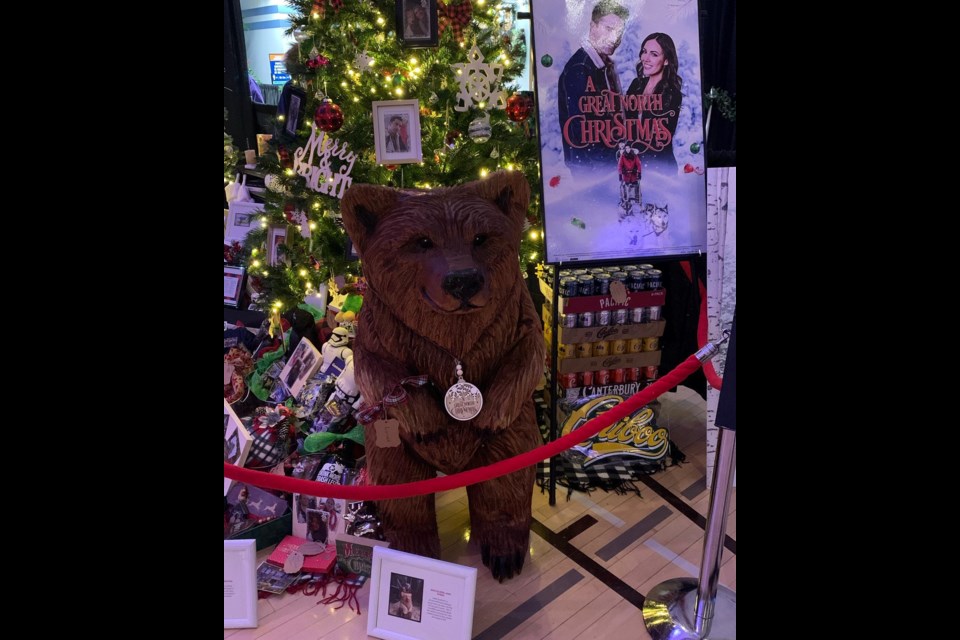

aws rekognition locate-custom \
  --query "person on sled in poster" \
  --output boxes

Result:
[618,145,641,206]
[558,0,630,173]
[624,32,682,176]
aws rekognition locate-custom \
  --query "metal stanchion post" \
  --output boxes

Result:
[642,430,736,639]
[643,313,737,640]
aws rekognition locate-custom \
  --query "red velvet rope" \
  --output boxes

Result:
[224,354,704,500]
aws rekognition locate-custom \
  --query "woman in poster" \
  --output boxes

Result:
[624,33,682,175]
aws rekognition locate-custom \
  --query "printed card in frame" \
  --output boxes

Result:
[224,539,258,628]
[372,100,422,165]
[367,546,477,640]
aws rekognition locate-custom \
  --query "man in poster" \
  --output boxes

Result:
[558,0,630,172]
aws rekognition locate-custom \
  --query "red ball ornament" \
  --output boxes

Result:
[506,93,533,122]
[314,99,344,132]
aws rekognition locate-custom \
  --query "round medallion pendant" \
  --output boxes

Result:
[444,381,484,421]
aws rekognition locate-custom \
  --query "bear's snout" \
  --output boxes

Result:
[442,268,484,303]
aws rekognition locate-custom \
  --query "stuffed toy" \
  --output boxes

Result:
[340,171,544,581]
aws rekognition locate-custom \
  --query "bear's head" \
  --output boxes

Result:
[340,171,530,316]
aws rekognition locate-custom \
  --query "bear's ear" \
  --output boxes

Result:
[468,171,531,229]
[339,184,404,254]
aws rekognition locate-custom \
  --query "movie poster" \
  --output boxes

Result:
[531,0,707,263]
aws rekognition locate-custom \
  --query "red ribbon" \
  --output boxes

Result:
[439,0,472,42]
[356,375,430,424]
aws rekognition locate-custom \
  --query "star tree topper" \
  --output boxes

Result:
[450,45,507,112]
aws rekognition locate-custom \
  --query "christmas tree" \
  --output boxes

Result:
[235,0,544,313]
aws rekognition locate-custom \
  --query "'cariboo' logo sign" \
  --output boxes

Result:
[561,395,668,461]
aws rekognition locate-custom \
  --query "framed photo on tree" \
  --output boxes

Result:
[396,0,438,48]
[225,201,265,244]
[224,265,246,308]
[373,100,422,165]
[279,84,307,141]
[367,546,477,640]
[266,224,288,266]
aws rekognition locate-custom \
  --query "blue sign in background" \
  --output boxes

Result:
[270,58,290,85]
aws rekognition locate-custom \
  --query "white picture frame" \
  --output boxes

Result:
[278,337,323,398]
[372,100,423,165]
[224,539,258,629]
[224,399,253,496]
[225,200,265,244]
[367,547,477,640]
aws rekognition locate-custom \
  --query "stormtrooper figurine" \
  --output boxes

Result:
[321,327,353,377]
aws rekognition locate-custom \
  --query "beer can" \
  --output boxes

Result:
[611,339,627,355]
[561,312,578,328]
[594,369,611,385]
[609,271,628,284]
[596,309,612,326]
[594,274,611,296]
[560,277,578,297]
[637,263,654,271]
[580,370,594,387]
[559,343,576,360]
[646,305,663,321]
[558,269,572,278]
[622,265,639,273]
[642,365,659,380]
[645,269,663,290]
[642,336,660,352]
[571,269,588,276]
[592,341,609,357]
[628,338,644,353]
[610,368,625,383]
[589,268,609,275]
[630,306,645,324]
[625,367,640,382]
[559,372,579,389]
[578,311,594,328]
[614,308,629,325]
[576,342,593,358]
[628,270,646,292]
[577,275,595,297]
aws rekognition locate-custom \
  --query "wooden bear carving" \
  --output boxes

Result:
[340,171,544,581]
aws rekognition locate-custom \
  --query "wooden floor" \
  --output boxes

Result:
[225,385,735,639]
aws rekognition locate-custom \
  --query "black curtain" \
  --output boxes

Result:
[700,0,736,167]
[224,0,255,154]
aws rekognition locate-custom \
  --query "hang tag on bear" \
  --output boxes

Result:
[374,419,401,447]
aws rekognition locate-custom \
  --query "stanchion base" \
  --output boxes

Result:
[642,577,736,639]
